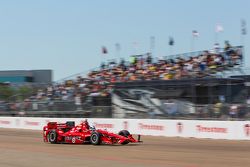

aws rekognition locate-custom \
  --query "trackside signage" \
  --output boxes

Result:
[196,125,227,133]
[135,120,167,136]
[0,117,250,140]
[138,123,164,131]
[192,121,234,139]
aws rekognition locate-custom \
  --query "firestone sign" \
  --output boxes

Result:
[138,123,164,131]
[0,120,10,125]
[196,125,227,133]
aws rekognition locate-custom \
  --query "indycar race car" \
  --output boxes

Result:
[43,120,142,145]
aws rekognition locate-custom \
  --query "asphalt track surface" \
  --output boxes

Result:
[0,128,250,167]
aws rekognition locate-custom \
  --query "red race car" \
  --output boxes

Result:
[43,120,142,145]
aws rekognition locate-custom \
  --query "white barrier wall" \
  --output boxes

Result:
[0,117,250,140]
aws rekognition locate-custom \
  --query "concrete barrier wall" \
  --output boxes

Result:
[0,117,250,140]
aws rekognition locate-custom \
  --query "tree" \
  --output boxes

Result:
[17,86,34,101]
[0,85,15,101]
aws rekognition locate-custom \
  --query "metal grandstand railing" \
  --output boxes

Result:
[163,45,243,61]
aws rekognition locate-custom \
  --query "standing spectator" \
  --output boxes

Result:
[224,40,232,51]
[32,102,38,111]
[229,105,238,118]
[146,53,152,64]
[213,101,222,118]
[75,94,82,111]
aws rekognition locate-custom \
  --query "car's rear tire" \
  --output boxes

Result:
[48,130,58,144]
[118,130,130,145]
[90,132,101,145]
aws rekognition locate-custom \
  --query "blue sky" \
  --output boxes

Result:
[0,0,249,81]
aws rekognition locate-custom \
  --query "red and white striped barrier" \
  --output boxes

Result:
[0,117,250,140]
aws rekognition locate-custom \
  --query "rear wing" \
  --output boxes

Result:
[46,121,75,130]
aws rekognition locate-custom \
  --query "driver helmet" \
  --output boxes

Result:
[82,119,90,129]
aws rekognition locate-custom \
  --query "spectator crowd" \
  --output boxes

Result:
[0,42,245,119]
[89,42,242,83]
[32,42,243,106]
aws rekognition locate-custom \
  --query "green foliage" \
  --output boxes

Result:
[18,86,33,97]
[0,85,15,101]
[0,85,35,101]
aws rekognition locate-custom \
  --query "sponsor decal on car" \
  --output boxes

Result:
[72,137,76,143]
[65,136,81,140]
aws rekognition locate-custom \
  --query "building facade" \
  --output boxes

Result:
[0,70,52,84]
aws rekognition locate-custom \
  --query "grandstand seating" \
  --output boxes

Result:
[0,44,248,120]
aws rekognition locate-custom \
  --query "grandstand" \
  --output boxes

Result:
[0,44,249,120]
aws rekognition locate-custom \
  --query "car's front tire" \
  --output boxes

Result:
[90,132,101,145]
[118,130,130,137]
[118,130,130,145]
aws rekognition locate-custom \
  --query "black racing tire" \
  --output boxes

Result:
[90,132,101,145]
[48,130,58,144]
[118,130,130,145]
[121,140,129,145]
[118,130,130,137]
